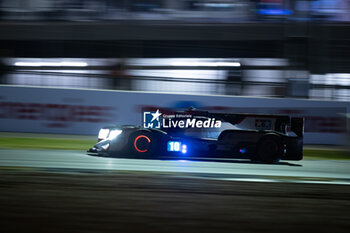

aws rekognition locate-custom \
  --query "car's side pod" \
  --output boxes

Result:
[284,117,304,160]
[291,117,304,137]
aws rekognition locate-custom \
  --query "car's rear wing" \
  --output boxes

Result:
[183,110,304,137]
[187,111,290,125]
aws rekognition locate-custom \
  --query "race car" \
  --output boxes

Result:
[87,109,304,163]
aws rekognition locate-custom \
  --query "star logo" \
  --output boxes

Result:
[143,109,162,128]
[151,109,162,122]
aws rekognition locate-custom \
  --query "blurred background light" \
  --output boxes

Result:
[14,61,88,67]
[0,1,349,100]
[2,56,350,101]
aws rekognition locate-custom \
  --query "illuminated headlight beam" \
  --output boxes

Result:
[108,129,122,140]
[98,129,110,140]
[181,144,187,154]
[14,61,88,67]
[101,143,110,150]
[171,61,240,67]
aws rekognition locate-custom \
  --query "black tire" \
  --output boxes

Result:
[257,136,283,163]
[129,131,155,158]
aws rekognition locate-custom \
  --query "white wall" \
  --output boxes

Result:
[0,85,349,145]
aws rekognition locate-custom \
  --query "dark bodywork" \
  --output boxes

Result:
[88,111,304,163]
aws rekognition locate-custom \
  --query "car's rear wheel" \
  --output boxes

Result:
[257,136,283,163]
[129,131,155,158]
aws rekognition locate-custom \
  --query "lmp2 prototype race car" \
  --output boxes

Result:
[88,109,304,163]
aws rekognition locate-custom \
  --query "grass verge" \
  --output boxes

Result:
[0,137,95,151]
[0,136,349,160]
[303,148,350,160]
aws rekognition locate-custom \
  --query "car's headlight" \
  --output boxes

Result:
[108,129,122,140]
[98,128,110,140]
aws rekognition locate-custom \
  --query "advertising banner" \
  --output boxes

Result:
[0,85,349,144]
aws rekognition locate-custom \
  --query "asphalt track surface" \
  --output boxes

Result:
[1,149,350,233]
[1,149,349,184]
